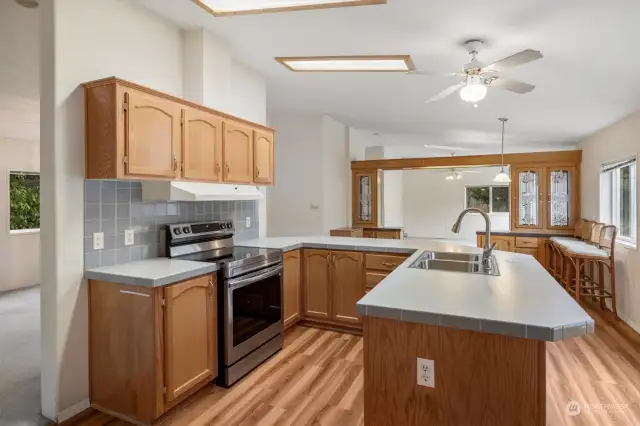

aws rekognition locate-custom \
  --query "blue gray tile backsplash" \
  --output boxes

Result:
[84,180,259,269]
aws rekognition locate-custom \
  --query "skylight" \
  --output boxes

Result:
[275,56,414,72]
[195,0,386,16]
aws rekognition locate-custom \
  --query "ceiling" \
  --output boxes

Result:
[133,0,640,149]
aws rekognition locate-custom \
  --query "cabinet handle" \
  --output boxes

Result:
[226,164,230,174]
[381,262,397,267]
[326,254,331,263]
[332,254,336,264]
[173,156,178,173]
[216,163,221,176]
[208,279,214,297]
[256,167,260,177]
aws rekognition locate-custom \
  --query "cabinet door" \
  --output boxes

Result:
[512,167,544,229]
[283,250,301,330]
[492,236,514,252]
[182,108,223,182]
[253,129,274,184]
[303,250,331,320]
[125,90,180,178]
[164,275,216,404]
[222,120,253,184]
[547,167,578,230]
[376,230,400,239]
[331,251,365,325]
[352,170,379,227]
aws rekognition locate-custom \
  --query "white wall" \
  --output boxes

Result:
[382,170,403,227]
[581,111,640,333]
[322,116,349,232]
[402,167,510,242]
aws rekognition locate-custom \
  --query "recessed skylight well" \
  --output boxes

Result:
[195,0,386,16]
[275,56,415,72]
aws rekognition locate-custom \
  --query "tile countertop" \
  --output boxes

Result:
[239,236,594,342]
[84,258,219,287]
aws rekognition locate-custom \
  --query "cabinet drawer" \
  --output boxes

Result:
[366,272,387,290]
[365,254,407,272]
[515,237,539,248]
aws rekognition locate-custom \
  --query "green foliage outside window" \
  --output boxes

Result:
[10,172,40,231]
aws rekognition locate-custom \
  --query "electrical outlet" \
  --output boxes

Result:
[124,229,134,246]
[417,358,435,387]
[245,217,251,228]
[93,232,104,250]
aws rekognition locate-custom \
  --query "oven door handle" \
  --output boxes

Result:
[227,264,283,290]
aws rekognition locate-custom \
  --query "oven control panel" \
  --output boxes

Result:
[168,221,235,240]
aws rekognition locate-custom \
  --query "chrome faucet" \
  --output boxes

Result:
[451,208,497,270]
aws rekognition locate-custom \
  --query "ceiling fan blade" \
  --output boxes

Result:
[488,77,536,94]
[424,81,465,104]
[408,70,461,77]
[482,49,543,72]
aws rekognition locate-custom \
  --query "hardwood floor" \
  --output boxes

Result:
[65,305,640,426]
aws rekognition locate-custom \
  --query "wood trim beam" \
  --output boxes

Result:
[82,77,275,133]
[191,0,386,17]
[351,150,582,170]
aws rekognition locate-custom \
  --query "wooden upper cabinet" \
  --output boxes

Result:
[125,90,181,178]
[253,129,274,184]
[283,250,301,330]
[163,275,216,404]
[546,166,578,230]
[303,249,331,320]
[511,167,544,230]
[352,170,379,227]
[223,120,254,184]
[331,251,364,325]
[182,108,223,182]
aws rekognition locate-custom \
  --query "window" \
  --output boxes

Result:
[465,186,510,213]
[9,171,40,232]
[600,157,637,247]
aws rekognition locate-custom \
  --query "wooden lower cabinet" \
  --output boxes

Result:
[283,250,301,329]
[477,234,547,269]
[302,249,365,329]
[89,274,217,424]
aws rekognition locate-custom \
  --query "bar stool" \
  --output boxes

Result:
[564,225,617,318]
[547,219,593,283]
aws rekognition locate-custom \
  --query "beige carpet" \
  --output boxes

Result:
[0,286,48,425]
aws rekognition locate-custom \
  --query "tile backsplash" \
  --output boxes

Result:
[84,180,259,269]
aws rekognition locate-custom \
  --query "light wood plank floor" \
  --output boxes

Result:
[65,305,640,426]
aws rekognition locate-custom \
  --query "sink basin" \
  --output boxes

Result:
[409,252,500,276]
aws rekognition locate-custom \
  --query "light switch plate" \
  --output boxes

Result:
[124,229,134,246]
[245,217,251,228]
[417,358,435,387]
[93,232,104,250]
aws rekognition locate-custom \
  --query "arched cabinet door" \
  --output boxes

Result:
[222,120,253,184]
[182,108,223,182]
[303,250,331,320]
[125,90,180,178]
[253,129,274,184]
[331,251,364,325]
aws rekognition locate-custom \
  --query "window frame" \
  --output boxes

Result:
[464,185,511,214]
[600,157,637,249]
[8,170,41,235]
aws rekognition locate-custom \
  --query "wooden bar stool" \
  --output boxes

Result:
[554,221,598,290]
[564,225,617,318]
[547,219,592,284]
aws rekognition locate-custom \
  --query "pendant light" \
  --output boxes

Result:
[493,118,511,183]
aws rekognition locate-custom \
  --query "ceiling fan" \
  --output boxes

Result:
[437,168,481,180]
[410,40,543,104]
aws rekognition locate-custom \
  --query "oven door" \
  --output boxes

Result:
[225,264,283,365]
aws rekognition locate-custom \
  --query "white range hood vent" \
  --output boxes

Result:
[141,181,264,202]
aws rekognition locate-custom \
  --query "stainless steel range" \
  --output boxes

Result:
[161,220,283,387]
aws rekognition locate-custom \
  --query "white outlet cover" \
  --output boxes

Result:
[124,229,134,246]
[417,358,435,388]
[93,232,104,250]
[245,217,251,228]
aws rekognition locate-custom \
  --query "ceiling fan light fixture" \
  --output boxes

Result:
[459,76,487,103]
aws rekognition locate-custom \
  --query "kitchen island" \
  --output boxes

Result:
[241,236,593,426]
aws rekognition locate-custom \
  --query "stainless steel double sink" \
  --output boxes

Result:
[409,251,500,276]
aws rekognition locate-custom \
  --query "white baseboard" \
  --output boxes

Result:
[57,398,90,423]
[618,311,640,335]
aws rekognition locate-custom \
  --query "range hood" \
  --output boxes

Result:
[141,181,264,202]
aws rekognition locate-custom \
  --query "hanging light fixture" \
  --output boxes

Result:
[459,76,487,103]
[493,117,511,183]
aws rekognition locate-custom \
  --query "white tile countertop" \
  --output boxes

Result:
[84,258,219,287]
[239,236,594,342]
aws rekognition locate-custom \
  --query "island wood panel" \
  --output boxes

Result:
[283,250,302,330]
[164,275,217,404]
[89,281,164,423]
[303,249,331,320]
[331,251,365,325]
[363,316,546,426]
[182,107,223,182]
